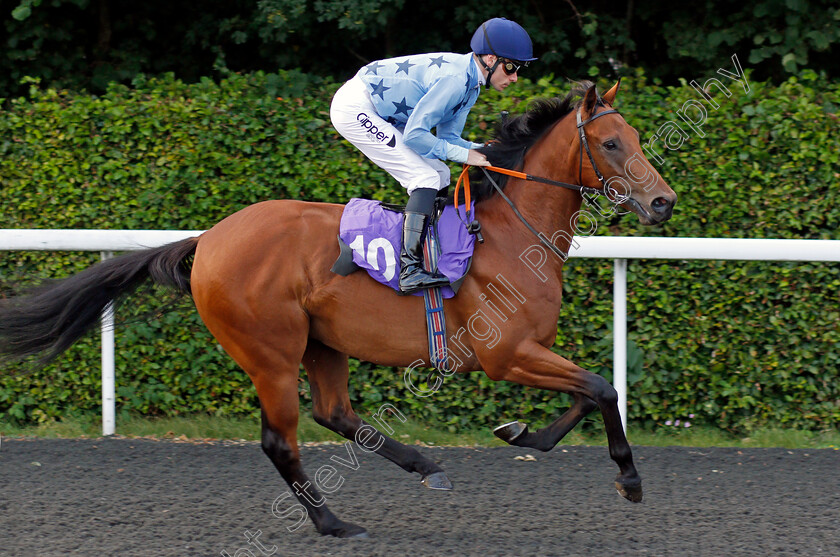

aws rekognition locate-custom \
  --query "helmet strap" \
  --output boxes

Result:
[476,54,502,90]
[478,23,503,89]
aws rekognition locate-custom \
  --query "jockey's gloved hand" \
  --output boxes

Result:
[466,149,490,167]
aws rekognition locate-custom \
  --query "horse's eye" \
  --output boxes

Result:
[603,140,617,151]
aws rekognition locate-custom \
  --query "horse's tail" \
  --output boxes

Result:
[0,236,199,365]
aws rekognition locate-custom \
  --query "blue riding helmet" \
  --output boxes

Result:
[470,17,537,63]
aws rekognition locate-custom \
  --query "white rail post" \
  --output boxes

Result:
[100,251,116,436]
[613,258,628,433]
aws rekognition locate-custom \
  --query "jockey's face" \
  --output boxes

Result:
[482,55,519,92]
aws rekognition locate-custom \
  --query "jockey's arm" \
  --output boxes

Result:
[403,76,479,163]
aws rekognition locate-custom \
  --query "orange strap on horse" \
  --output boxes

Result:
[454,165,484,242]
[455,164,532,212]
[454,164,472,214]
[466,164,599,195]
[485,165,528,181]
[454,162,594,245]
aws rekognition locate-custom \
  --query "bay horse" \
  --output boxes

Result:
[0,81,676,538]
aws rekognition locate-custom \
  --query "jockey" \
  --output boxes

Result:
[330,17,537,294]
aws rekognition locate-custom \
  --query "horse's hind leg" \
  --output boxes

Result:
[200,315,367,537]
[304,338,452,490]
[254,370,369,538]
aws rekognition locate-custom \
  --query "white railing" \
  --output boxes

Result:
[2,230,839,435]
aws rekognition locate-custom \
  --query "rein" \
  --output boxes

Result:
[453,106,620,259]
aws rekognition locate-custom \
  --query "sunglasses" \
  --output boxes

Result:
[500,58,527,75]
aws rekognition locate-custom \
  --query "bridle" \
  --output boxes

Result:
[576,105,620,192]
[455,102,622,260]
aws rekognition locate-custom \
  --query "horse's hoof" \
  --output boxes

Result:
[421,471,453,490]
[615,477,643,503]
[494,421,529,444]
[329,523,369,538]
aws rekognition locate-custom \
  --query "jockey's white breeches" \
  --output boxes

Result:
[330,76,450,193]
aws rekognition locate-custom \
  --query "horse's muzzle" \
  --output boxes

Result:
[650,195,676,222]
[626,194,677,225]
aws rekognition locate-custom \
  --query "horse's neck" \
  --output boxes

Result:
[474,116,584,284]
[505,178,583,255]
[505,119,583,260]
[473,170,582,295]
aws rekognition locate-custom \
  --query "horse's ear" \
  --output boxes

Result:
[602,78,621,106]
[583,85,599,115]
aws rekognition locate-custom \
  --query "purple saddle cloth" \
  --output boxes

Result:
[334,198,476,298]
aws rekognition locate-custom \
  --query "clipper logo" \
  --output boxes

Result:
[356,113,397,147]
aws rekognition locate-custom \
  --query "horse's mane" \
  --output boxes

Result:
[447,80,599,206]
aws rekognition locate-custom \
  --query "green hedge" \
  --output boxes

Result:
[1,68,838,433]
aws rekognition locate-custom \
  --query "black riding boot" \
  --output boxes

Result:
[399,189,450,294]
[399,212,450,294]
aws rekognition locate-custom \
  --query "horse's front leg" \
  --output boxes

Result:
[486,340,642,503]
[493,392,597,452]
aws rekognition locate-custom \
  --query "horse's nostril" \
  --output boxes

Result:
[651,197,672,214]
